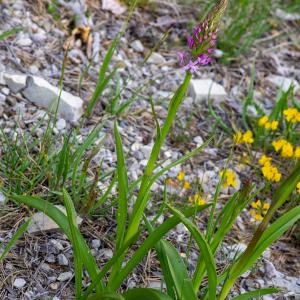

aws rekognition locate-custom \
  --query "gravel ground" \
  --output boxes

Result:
[0,0,299,299]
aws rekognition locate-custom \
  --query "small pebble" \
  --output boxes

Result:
[57,271,73,282]
[57,253,68,266]
[13,278,26,288]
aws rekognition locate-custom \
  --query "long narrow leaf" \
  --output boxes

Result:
[231,288,280,300]
[168,206,217,299]
[0,218,31,261]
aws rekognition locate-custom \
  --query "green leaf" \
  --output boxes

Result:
[87,292,125,300]
[161,240,197,300]
[239,205,300,275]
[123,288,173,300]
[0,218,31,261]
[231,288,280,300]
[168,206,217,299]
[143,217,175,299]
[12,194,103,293]
[108,205,209,290]
[62,188,83,299]
[0,27,22,41]
[114,121,129,250]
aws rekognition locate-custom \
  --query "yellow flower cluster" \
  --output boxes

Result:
[259,154,281,182]
[188,193,206,206]
[283,108,300,123]
[250,200,270,221]
[167,171,191,190]
[233,130,254,144]
[297,182,300,194]
[272,139,299,158]
[258,115,279,130]
[220,169,237,188]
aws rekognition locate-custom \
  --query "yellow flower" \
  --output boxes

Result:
[250,201,269,221]
[233,131,243,144]
[283,108,299,123]
[294,147,300,158]
[265,120,279,130]
[272,139,287,152]
[242,130,254,144]
[220,169,237,188]
[259,155,272,166]
[251,200,262,209]
[177,171,185,181]
[261,163,281,182]
[254,213,263,221]
[297,182,300,194]
[281,142,294,158]
[183,181,190,190]
[189,193,206,206]
[259,115,269,126]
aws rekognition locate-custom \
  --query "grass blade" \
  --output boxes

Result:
[0,218,31,261]
[62,188,83,299]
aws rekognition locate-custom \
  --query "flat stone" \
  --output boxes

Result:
[1,87,9,95]
[4,74,84,122]
[131,40,144,53]
[148,52,166,65]
[57,271,73,282]
[102,0,127,15]
[267,75,299,93]
[57,253,68,266]
[13,278,26,288]
[189,79,227,102]
[27,205,83,234]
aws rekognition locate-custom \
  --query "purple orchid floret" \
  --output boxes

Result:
[197,53,213,65]
[183,60,199,74]
[187,36,195,49]
[207,48,215,54]
[177,51,186,66]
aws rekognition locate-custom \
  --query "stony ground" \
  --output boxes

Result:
[0,0,300,299]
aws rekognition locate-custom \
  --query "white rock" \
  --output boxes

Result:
[56,118,66,131]
[0,72,5,85]
[13,278,26,288]
[193,136,204,147]
[0,191,6,205]
[4,74,84,122]
[4,73,26,93]
[148,52,166,65]
[0,93,6,104]
[276,8,300,21]
[57,271,73,282]
[189,79,227,103]
[91,239,101,249]
[17,37,32,47]
[27,205,83,233]
[101,248,113,259]
[102,0,127,15]
[267,75,299,93]
[57,253,68,266]
[1,87,9,95]
[131,40,144,53]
